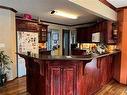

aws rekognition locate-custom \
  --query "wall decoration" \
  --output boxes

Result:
[52,32,59,41]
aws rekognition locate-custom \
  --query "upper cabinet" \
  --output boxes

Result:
[77,27,92,43]
[77,20,118,44]
[38,24,48,43]
[103,21,118,44]
[16,19,38,32]
[16,18,48,43]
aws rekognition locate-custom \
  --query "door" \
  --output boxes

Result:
[62,30,70,55]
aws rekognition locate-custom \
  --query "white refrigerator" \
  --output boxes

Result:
[17,31,38,77]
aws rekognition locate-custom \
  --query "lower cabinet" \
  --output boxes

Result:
[24,55,115,95]
[84,58,101,95]
[47,61,77,95]
[84,56,114,95]
[46,56,114,95]
[99,55,113,86]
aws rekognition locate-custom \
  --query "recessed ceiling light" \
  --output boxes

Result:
[50,10,78,19]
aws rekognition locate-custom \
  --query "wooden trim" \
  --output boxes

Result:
[99,0,116,11]
[0,5,17,13]
[40,20,71,26]
[16,16,38,23]
[71,22,96,27]
[16,16,96,27]
[117,6,127,11]
[16,16,48,26]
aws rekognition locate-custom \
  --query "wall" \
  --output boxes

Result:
[0,9,17,80]
[117,8,127,84]
[43,22,70,56]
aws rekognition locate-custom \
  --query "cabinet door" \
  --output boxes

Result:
[100,56,108,86]
[85,58,101,95]
[102,21,116,44]
[107,21,115,44]
[100,56,113,86]
[77,28,92,43]
[48,66,62,95]
[16,19,38,32]
[39,25,48,42]
[47,62,77,95]
[62,66,77,95]
[107,56,113,82]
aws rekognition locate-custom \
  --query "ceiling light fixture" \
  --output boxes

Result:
[50,10,78,19]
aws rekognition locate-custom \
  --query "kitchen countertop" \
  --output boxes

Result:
[17,50,120,61]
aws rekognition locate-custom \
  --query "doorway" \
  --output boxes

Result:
[62,29,70,55]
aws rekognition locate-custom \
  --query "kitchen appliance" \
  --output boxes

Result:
[17,31,38,77]
[92,32,100,42]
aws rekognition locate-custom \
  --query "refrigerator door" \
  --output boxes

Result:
[17,31,38,77]
[17,57,26,77]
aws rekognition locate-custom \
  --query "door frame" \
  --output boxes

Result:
[62,29,70,55]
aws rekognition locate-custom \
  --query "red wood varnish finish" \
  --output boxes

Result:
[18,53,120,95]
[117,8,127,84]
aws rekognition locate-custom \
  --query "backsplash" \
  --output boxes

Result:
[78,43,118,54]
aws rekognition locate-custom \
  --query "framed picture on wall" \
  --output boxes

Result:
[52,33,59,41]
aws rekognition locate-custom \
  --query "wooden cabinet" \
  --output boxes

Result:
[47,61,77,95]
[71,49,86,55]
[84,55,114,95]
[77,27,92,43]
[103,21,117,44]
[16,18,48,43]
[84,58,101,95]
[98,55,113,86]
[16,19,38,32]
[38,24,48,43]
[19,52,119,95]
[76,21,118,44]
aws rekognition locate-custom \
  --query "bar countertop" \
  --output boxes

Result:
[17,50,120,61]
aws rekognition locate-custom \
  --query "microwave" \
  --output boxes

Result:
[92,32,100,42]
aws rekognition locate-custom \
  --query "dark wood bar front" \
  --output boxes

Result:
[18,51,120,95]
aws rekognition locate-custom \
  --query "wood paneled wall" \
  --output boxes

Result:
[117,8,127,84]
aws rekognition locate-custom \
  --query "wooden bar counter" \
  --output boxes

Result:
[18,51,120,95]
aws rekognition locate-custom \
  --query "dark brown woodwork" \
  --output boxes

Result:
[16,18,48,42]
[39,49,51,55]
[18,52,120,95]
[77,20,118,44]
[47,61,77,95]
[84,58,101,95]
[117,8,127,84]
[77,26,93,43]
[71,49,86,55]
[16,19,39,32]
[113,52,121,82]
[0,5,17,12]
[38,24,48,42]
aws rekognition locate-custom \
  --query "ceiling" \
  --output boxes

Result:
[107,0,127,8]
[0,0,99,25]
